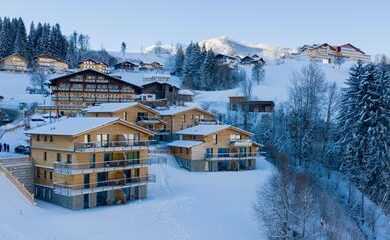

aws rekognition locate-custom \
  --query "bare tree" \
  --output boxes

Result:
[30,68,48,94]
[240,74,253,130]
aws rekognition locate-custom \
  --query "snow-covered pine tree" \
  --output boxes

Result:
[174,45,185,76]
[13,18,28,57]
[0,17,14,58]
[199,49,216,90]
[338,61,366,184]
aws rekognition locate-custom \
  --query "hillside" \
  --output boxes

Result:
[0,156,274,240]
[192,56,354,114]
[199,36,293,59]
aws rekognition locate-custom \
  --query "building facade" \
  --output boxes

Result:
[114,61,139,71]
[0,53,28,72]
[168,124,260,172]
[157,106,216,140]
[49,69,142,115]
[83,102,168,136]
[229,96,275,112]
[34,54,69,72]
[300,43,370,63]
[79,59,109,73]
[26,117,155,210]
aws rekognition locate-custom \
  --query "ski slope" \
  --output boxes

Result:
[0,156,274,240]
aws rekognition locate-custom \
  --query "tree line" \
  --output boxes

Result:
[253,61,390,239]
[0,16,116,68]
[173,42,246,90]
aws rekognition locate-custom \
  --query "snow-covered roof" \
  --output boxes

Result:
[110,71,181,88]
[167,140,204,148]
[175,124,230,136]
[178,89,194,96]
[83,102,139,113]
[25,117,119,136]
[156,106,213,116]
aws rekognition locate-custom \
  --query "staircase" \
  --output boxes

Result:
[0,156,35,195]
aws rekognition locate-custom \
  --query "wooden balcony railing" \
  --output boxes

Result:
[54,158,150,174]
[53,174,156,196]
[74,140,151,152]
[205,152,257,161]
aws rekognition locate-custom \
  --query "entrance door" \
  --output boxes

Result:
[84,174,90,188]
[83,194,89,209]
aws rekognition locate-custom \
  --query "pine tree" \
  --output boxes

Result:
[174,45,185,76]
[0,17,14,58]
[120,42,127,58]
[13,18,28,56]
[199,49,216,90]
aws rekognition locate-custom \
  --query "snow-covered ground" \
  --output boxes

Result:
[0,155,274,240]
[193,57,354,114]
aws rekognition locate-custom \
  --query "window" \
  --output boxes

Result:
[123,111,128,121]
[230,134,241,141]
[36,169,40,178]
[84,134,91,143]
[181,114,185,123]
[43,152,47,161]
[212,135,218,144]
[44,136,47,142]
[49,172,53,180]
[169,87,173,92]
[180,148,183,154]
[56,153,61,162]
[44,171,47,179]
[66,154,72,164]
[50,136,53,142]
[186,148,189,154]
[36,135,40,141]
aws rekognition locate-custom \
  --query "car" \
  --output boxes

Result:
[14,145,31,155]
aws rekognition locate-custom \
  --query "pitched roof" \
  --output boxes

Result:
[83,102,158,114]
[178,89,194,96]
[79,58,108,66]
[48,69,142,91]
[337,43,365,54]
[175,124,252,136]
[156,106,216,117]
[167,140,204,148]
[0,53,27,62]
[25,117,154,136]
[34,54,69,65]
[25,117,119,136]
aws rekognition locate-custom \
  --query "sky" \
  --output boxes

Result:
[0,0,389,55]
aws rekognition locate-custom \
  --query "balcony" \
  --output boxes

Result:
[205,152,257,161]
[74,140,151,152]
[54,158,150,174]
[54,174,156,196]
[230,139,253,147]
[155,129,170,135]
[137,116,161,124]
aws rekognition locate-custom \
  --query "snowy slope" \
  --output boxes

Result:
[199,36,293,59]
[193,57,354,114]
[0,155,274,240]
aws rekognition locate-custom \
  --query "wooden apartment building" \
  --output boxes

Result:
[79,58,109,74]
[114,61,139,71]
[34,54,69,72]
[0,53,28,72]
[156,106,216,140]
[48,69,142,115]
[83,102,168,137]
[229,96,275,112]
[168,124,260,171]
[300,43,370,63]
[25,117,155,210]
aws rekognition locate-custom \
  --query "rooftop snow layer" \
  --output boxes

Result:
[156,106,195,116]
[175,124,230,136]
[25,117,119,136]
[111,71,181,88]
[167,140,204,148]
[83,102,138,113]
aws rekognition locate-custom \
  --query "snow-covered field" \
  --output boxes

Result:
[0,155,274,240]
[193,57,353,114]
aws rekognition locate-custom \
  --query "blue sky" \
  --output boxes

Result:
[1,0,389,55]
